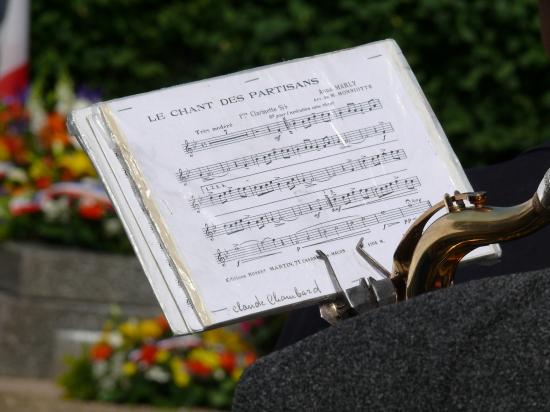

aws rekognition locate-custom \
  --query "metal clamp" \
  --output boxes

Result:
[317,237,397,325]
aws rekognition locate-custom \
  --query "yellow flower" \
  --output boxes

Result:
[174,369,191,387]
[188,348,220,369]
[119,321,140,341]
[202,328,250,352]
[28,159,50,180]
[57,151,95,177]
[139,319,163,340]
[122,361,138,376]
[202,329,224,344]
[231,367,244,381]
[154,349,170,363]
[170,358,190,388]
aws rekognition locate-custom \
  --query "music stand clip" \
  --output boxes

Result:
[316,238,397,325]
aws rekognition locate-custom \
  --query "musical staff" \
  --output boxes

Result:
[214,200,431,265]
[177,122,394,184]
[204,176,420,239]
[193,149,407,210]
[183,99,382,155]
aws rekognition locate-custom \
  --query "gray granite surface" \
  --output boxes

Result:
[0,242,161,378]
[234,268,550,411]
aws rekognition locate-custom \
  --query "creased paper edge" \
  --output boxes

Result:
[99,103,212,327]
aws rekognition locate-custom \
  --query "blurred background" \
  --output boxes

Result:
[0,0,548,410]
[32,0,549,166]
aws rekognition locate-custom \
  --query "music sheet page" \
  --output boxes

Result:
[99,40,478,325]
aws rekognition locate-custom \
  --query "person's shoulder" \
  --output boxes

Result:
[467,140,550,205]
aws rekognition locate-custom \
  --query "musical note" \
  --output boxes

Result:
[195,149,406,209]
[213,200,431,264]
[177,122,394,184]
[282,117,294,134]
[202,176,421,239]
[184,99,382,155]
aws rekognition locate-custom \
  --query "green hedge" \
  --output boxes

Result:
[32,0,549,166]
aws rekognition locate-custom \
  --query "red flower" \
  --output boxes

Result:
[186,359,212,377]
[10,204,40,216]
[35,176,52,189]
[7,102,25,120]
[219,352,236,372]
[78,203,105,220]
[60,169,75,181]
[139,344,158,365]
[90,342,113,361]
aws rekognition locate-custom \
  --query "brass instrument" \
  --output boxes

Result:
[318,168,550,324]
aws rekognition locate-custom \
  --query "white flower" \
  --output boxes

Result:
[27,86,47,135]
[107,331,123,348]
[55,74,75,115]
[41,197,70,222]
[107,351,125,380]
[144,366,170,383]
[73,97,94,110]
[7,168,28,183]
[103,218,122,237]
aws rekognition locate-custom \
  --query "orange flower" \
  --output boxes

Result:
[39,113,70,148]
[90,342,113,361]
[186,359,212,377]
[44,112,65,134]
[4,136,25,160]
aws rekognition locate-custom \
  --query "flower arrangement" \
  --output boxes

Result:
[59,313,280,409]
[0,79,131,252]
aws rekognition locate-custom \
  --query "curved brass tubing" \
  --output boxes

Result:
[406,195,550,298]
[392,168,550,300]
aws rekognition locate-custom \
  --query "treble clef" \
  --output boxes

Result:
[190,196,200,212]
[177,168,190,184]
[184,140,194,156]
[216,249,227,266]
[204,223,215,241]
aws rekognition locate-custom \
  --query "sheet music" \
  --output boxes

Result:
[68,108,202,334]
[98,40,494,326]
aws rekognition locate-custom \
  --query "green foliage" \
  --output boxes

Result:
[7,209,132,253]
[31,0,549,166]
[58,351,98,400]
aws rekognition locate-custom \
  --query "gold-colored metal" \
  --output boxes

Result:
[317,169,550,322]
[392,170,550,300]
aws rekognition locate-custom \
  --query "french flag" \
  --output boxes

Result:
[0,0,29,100]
